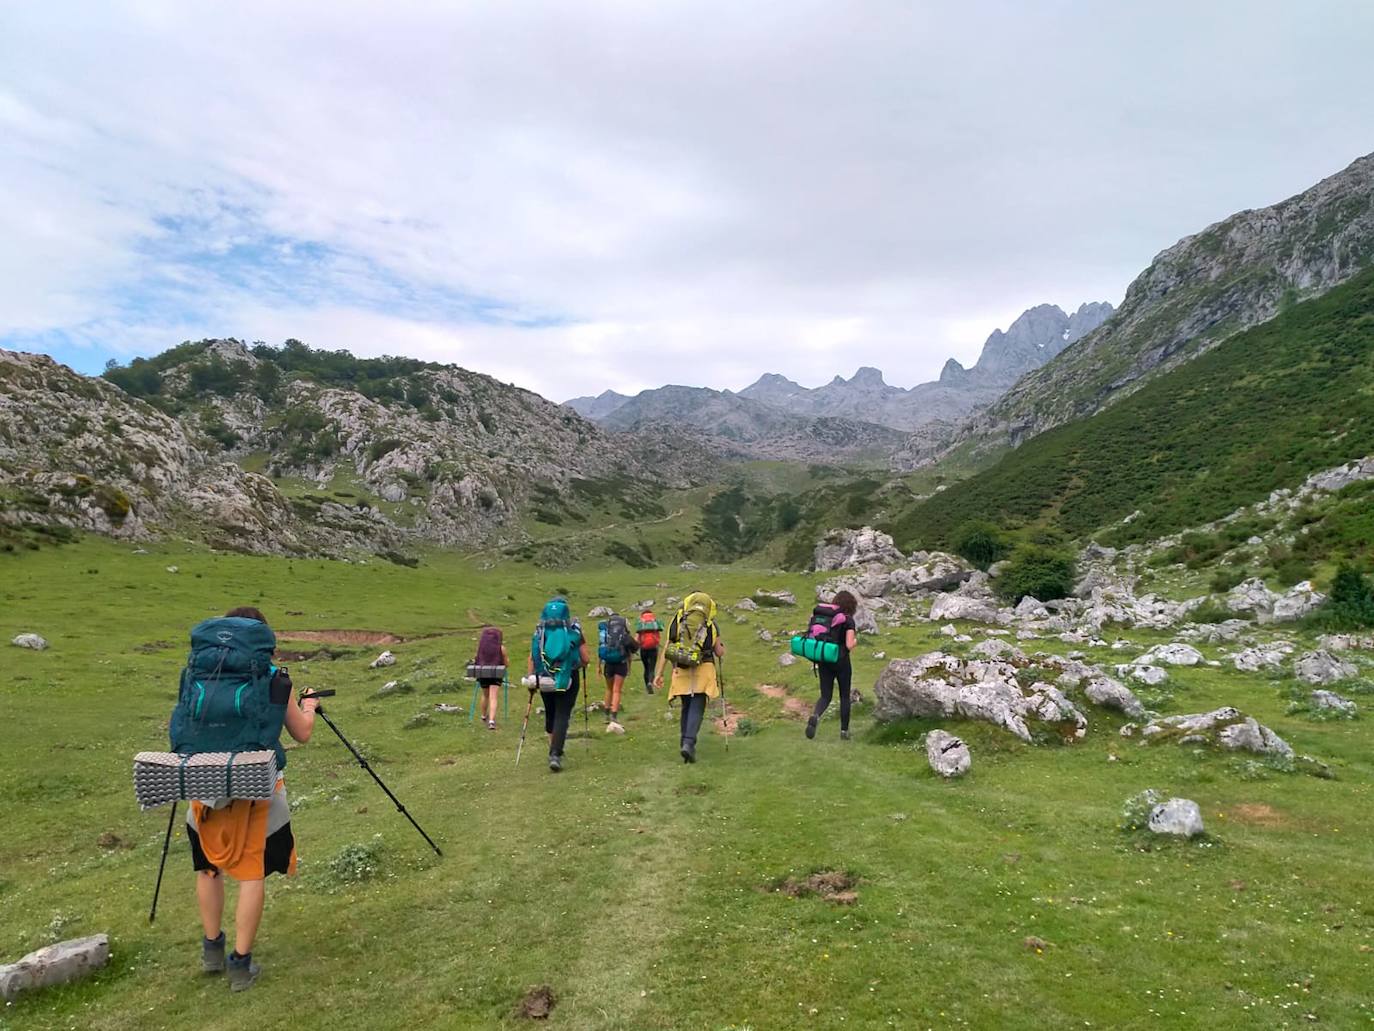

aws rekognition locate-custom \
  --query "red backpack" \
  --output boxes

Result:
[636,611,662,649]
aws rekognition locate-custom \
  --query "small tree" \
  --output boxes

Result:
[997,544,1077,604]
[953,521,1009,570]
[1316,565,1374,629]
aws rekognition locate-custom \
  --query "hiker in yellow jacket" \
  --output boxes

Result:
[653,592,725,763]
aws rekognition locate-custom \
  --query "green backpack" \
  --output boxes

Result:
[169,617,288,770]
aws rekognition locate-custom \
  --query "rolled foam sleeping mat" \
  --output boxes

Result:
[132,750,277,810]
[789,635,840,664]
[465,663,508,680]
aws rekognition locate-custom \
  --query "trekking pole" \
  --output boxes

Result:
[302,692,443,857]
[148,800,178,924]
[716,657,729,752]
[515,687,537,767]
[581,668,590,751]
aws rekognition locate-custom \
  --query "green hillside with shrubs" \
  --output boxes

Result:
[891,264,1374,554]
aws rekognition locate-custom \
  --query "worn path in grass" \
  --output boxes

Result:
[2,539,1373,1029]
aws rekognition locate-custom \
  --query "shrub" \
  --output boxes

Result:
[1189,600,1234,625]
[93,484,132,523]
[996,545,1076,604]
[1310,565,1374,630]
[1209,567,1248,593]
[953,521,1009,570]
[1272,555,1315,587]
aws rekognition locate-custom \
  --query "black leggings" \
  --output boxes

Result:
[813,656,852,731]
[640,648,659,688]
[541,680,580,757]
[678,693,708,745]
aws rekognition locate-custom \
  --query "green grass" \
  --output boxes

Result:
[3,540,1374,1028]
[890,265,1374,552]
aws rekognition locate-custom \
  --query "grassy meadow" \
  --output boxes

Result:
[2,539,1373,1029]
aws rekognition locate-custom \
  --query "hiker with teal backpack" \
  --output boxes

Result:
[597,612,638,732]
[524,597,590,772]
[169,606,318,992]
[653,592,725,763]
[794,590,860,741]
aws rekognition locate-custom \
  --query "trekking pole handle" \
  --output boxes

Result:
[299,689,336,708]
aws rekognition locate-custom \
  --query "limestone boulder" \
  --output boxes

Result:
[1294,649,1357,685]
[925,730,971,778]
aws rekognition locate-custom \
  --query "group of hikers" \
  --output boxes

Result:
[160,587,861,990]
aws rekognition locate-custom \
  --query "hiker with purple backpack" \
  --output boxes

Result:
[800,590,860,741]
[471,626,508,730]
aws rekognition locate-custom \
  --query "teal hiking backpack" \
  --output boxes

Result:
[169,617,288,770]
[598,614,631,664]
[532,598,581,691]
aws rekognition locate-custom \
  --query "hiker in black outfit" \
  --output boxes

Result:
[805,590,859,741]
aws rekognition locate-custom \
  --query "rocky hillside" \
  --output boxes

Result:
[738,301,1113,432]
[910,150,1374,464]
[1,340,702,555]
[890,264,1374,550]
[595,384,907,462]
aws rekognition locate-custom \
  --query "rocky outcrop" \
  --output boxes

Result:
[1233,643,1293,673]
[1083,675,1148,720]
[1123,706,1292,757]
[10,633,48,650]
[1310,690,1357,716]
[1294,650,1357,685]
[1226,579,1327,624]
[1134,643,1204,667]
[812,526,903,571]
[872,652,1087,743]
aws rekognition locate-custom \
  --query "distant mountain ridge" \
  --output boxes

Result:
[565,299,1113,434]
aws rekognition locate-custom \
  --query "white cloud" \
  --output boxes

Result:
[1,1,1372,399]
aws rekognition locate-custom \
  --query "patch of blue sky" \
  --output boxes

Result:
[2,200,570,373]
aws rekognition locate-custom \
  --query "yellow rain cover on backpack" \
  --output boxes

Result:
[665,592,717,668]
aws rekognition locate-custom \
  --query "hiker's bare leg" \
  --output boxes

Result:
[611,675,623,716]
[235,879,265,954]
[197,871,224,939]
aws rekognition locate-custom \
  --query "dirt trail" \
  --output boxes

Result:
[757,682,812,719]
[279,629,405,645]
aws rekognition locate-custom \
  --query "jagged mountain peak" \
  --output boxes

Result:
[847,366,888,388]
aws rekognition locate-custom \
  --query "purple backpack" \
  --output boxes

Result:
[475,626,504,665]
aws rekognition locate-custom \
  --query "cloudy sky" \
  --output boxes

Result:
[2,2,1372,401]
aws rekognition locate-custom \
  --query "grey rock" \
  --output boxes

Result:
[813,526,903,571]
[1148,798,1205,838]
[1294,649,1357,685]
[754,589,796,606]
[1226,578,1279,622]
[757,629,774,642]
[680,561,698,571]
[1232,643,1293,672]
[369,650,397,669]
[778,652,797,667]
[0,934,110,1002]
[587,606,615,619]
[1134,706,1292,757]
[1310,690,1357,715]
[925,730,971,778]
[1272,581,1326,622]
[11,633,48,650]
[1084,675,1149,719]
[872,652,1087,742]
[1135,643,1203,667]
[734,598,759,612]
[928,594,1004,625]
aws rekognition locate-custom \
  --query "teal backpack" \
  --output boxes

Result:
[531,598,581,692]
[169,617,288,770]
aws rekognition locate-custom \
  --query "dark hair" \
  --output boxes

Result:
[225,606,268,623]
[832,591,858,617]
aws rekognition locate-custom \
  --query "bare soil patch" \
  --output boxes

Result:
[713,702,745,736]
[279,629,404,645]
[515,985,556,1020]
[768,870,859,905]
[757,683,811,719]
[1228,802,1290,829]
